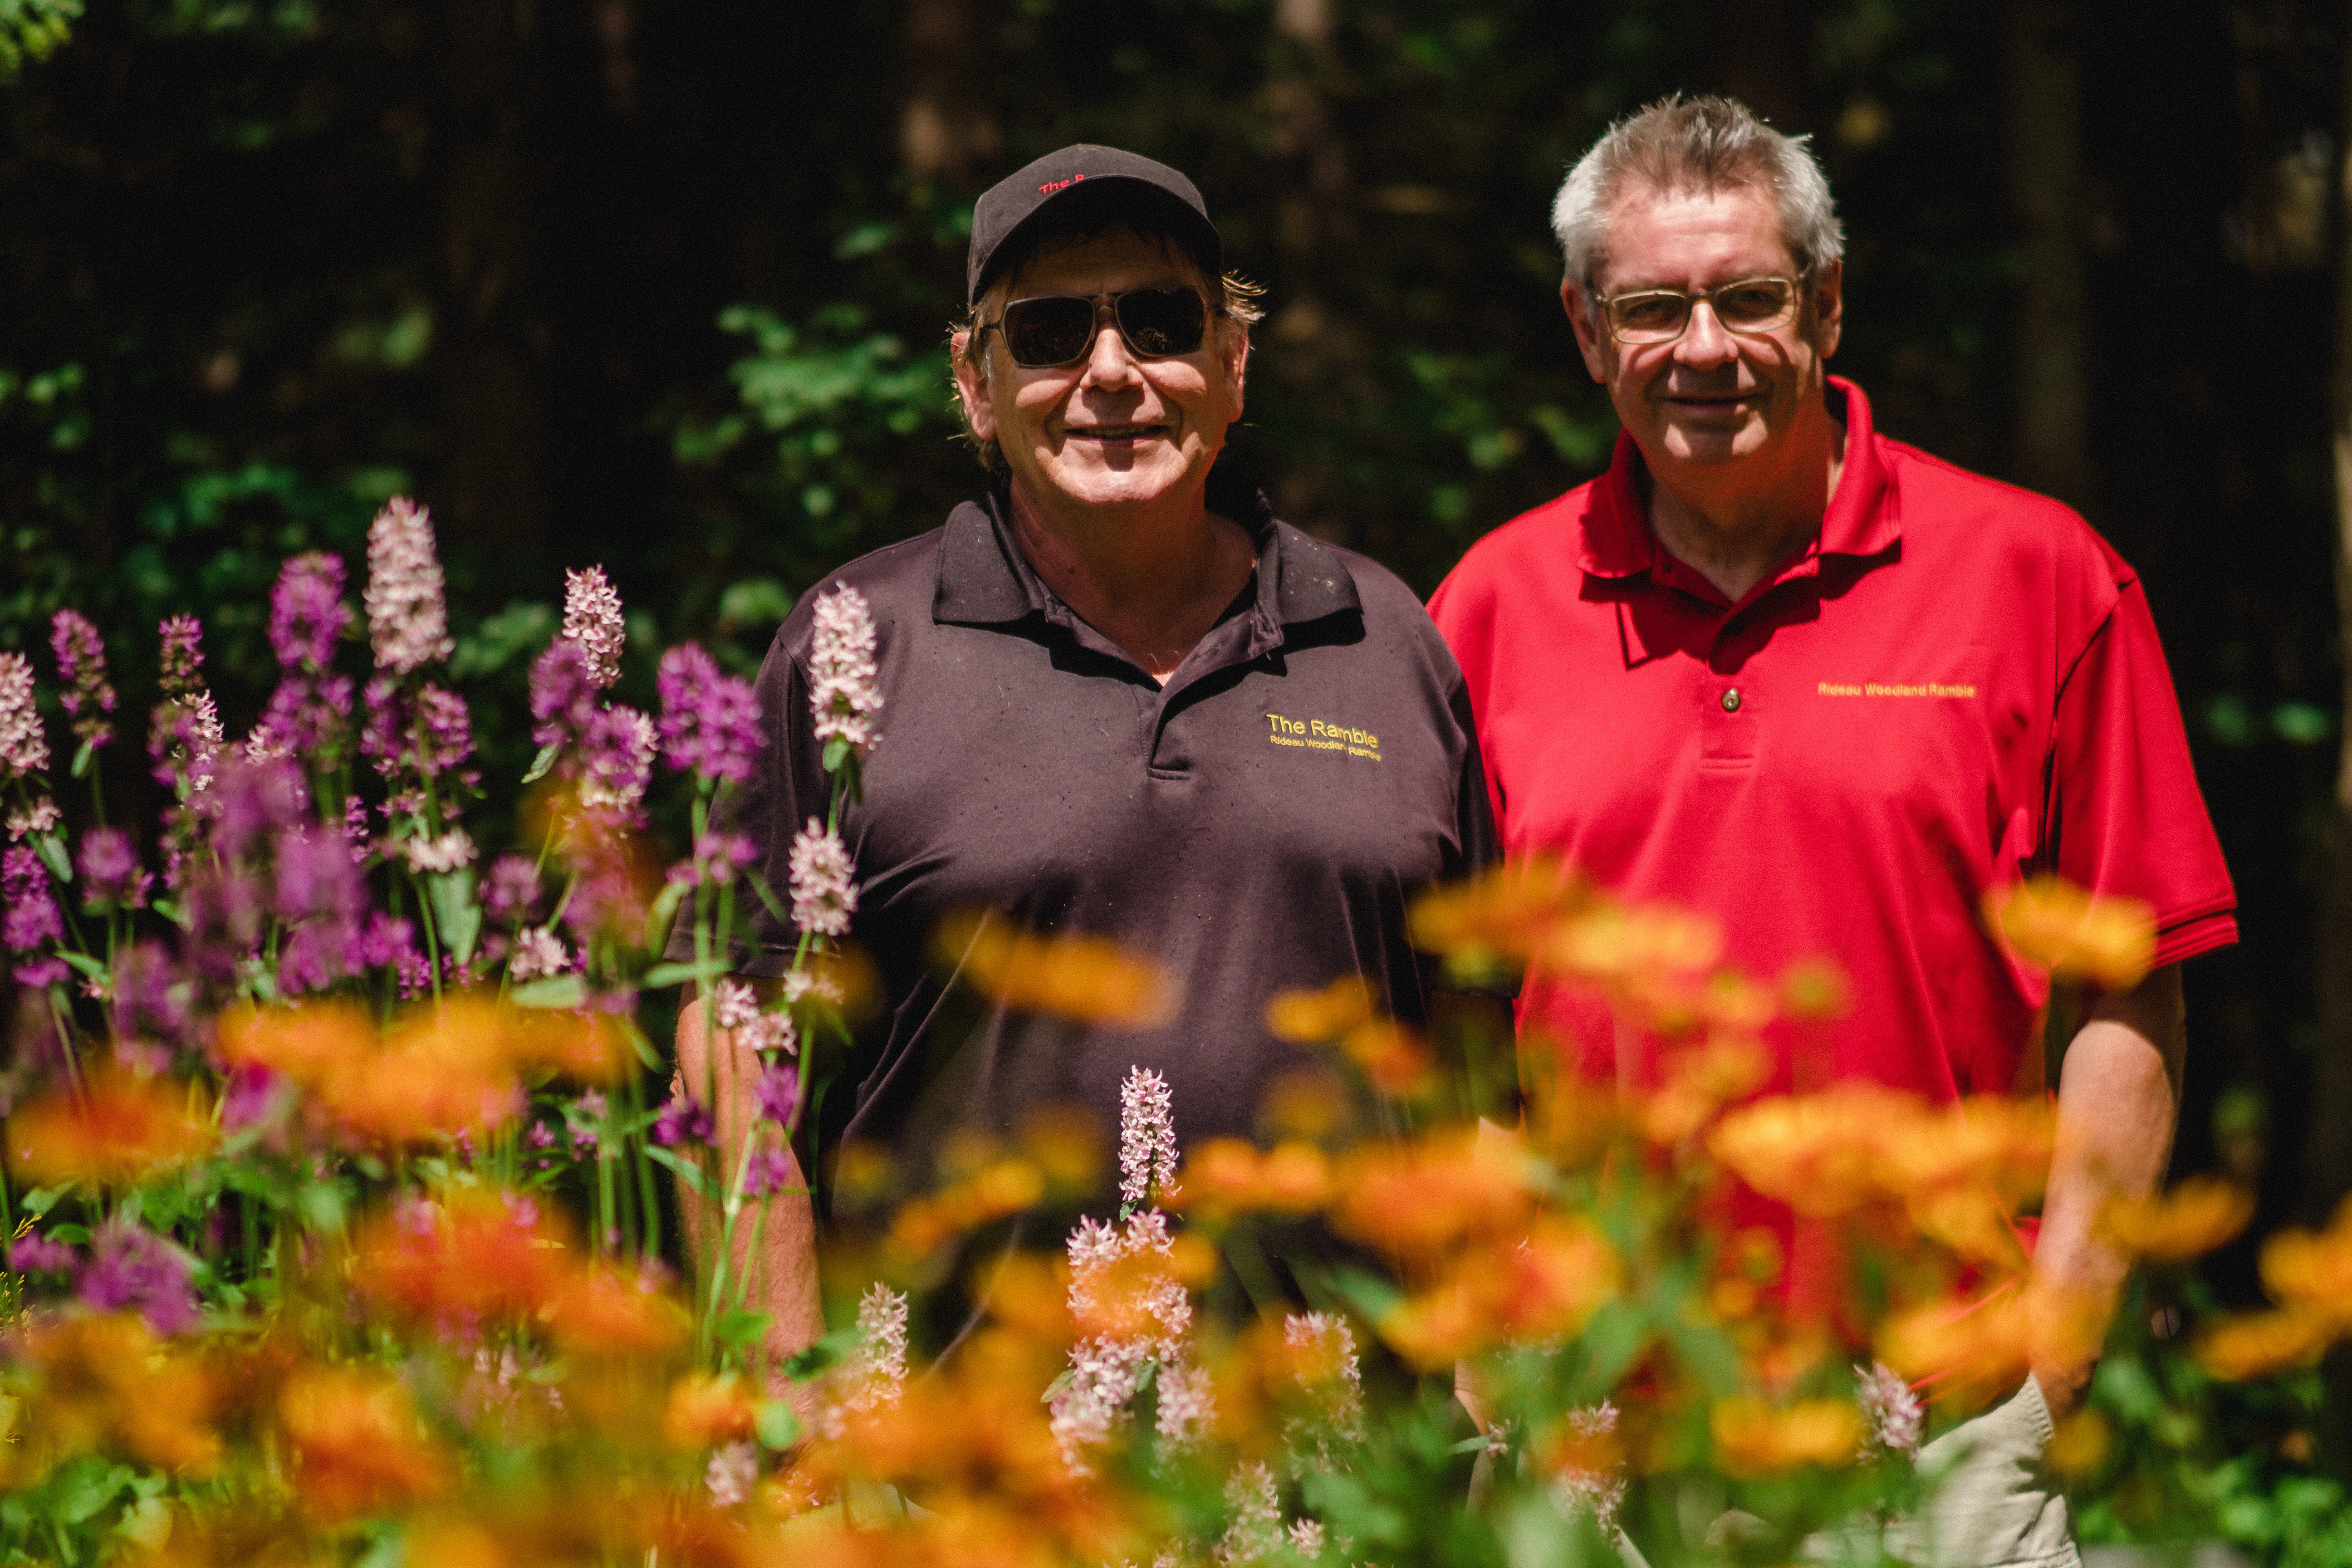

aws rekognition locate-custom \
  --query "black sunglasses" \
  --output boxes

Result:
[978,287,1210,369]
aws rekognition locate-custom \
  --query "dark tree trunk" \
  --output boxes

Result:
[2005,0,2092,511]
[438,0,549,556]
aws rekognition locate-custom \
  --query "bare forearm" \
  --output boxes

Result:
[676,990,825,1399]
[2029,963,2184,1416]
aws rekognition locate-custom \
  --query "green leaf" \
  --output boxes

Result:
[783,1328,860,1381]
[59,950,107,980]
[69,737,94,779]
[21,1186,63,1215]
[152,897,186,927]
[510,974,586,1009]
[521,740,562,784]
[710,1308,771,1350]
[427,871,482,964]
[54,1455,130,1524]
[644,1145,714,1197]
[645,958,731,989]
[755,1399,804,1450]
[298,1180,347,1233]
[822,736,850,773]
[32,831,69,882]
[44,1223,88,1245]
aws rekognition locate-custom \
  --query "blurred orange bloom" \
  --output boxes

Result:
[884,1158,1047,1261]
[2257,1199,2352,1329]
[350,1190,568,1328]
[1407,854,1587,967]
[8,1314,221,1477]
[1635,1037,1769,1146]
[1379,1216,1618,1368]
[663,1372,760,1450]
[219,1000,374,1087]
[2098,1175,2255,1265]
[1544,898,1724,994]
[941,912,1175,1028]
[225,997,555,1145]
[1338,1018,1434,1097]
[280,1365,449,1523]
[1983,876,2155,991]
[333,997,529,1143]
[539,1264,693,1359]
[1878,1281,2101,1405]
[1710,1396,1862,1475]
[1264,977,1377,1044]
[7,1069,212,1188]
[1331,1129,1535,1259]
[1171,1138,1332,1220]
[1711,1086,2051,1264]
[2195,1310,2334,1381]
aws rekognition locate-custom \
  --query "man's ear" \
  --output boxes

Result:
[950,332,997,443]
[1217,314,1250,419]
[1808,259,1844,360]
[1562,281,1608,384]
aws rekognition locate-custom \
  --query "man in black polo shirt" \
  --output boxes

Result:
[678,145,1497,1367]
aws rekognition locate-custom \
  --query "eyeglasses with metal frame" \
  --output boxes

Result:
[1592,274,1808,346]
[978,287,1213,369]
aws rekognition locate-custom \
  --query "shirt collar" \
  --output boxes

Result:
[1578,374,1898,579]
[933,468,1360,637]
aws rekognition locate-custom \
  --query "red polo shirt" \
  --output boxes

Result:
[1429,378,2236,1111]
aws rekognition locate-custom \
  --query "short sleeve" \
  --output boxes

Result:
[662,632,831,975]
[2045,580,2237,969]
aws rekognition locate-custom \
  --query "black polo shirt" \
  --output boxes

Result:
[688,474,1498,1212]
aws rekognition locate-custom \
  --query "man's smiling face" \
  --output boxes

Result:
[1566,184,1842,478]
[957,225,1247,515]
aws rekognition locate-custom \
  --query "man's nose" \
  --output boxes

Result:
[1080,305,1141,387]
[1674,299,1740,368]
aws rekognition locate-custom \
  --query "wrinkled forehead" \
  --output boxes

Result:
[985,225,1210,309]
[1592,178,1797,292]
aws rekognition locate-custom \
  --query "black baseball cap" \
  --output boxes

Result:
[966,145,1224,306]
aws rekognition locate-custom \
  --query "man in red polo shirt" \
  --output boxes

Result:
[1432,96,2234,1561]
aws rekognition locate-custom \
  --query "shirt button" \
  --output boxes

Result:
[1720,688,1743,713]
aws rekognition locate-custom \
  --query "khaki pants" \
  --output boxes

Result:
[1883,1377,2080,1568]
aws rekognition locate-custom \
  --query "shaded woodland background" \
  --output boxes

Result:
[2,0,2350,1308]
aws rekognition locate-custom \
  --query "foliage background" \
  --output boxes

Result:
[0,0,2347,1451]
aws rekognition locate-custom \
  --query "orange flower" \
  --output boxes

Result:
[1544,898,1724,989]
[1634,1037,1769,1146]
[2195,1311,2334,1381]
[1338,1018,1434,1097]
[1877,1282,2102,1404]
[280,1365,448,1523]
[505,1009,633,1086]
[219,1000,375,1086]
[1482,1216,1620,1343]
[1710,1396,1862,1475]
[1171,1139,1332,1220]
[662,1372,760,1450]
[8,1314,221,1477]
[6,1069,212,1187]
[2098,1176,2255,1265]
[2258,1212,2352,1329]
[1264,977,1377,1044]
[1407,855,1588,966]
[1983,877,2154,990]
[331,997,528,1143]
[539,1264,692,1359]
[350,1190,569,1327]
[941,912,1176,1028]
[1331,1129,1534,1258]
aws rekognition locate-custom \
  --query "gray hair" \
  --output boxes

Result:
[1551,95,1844,289]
